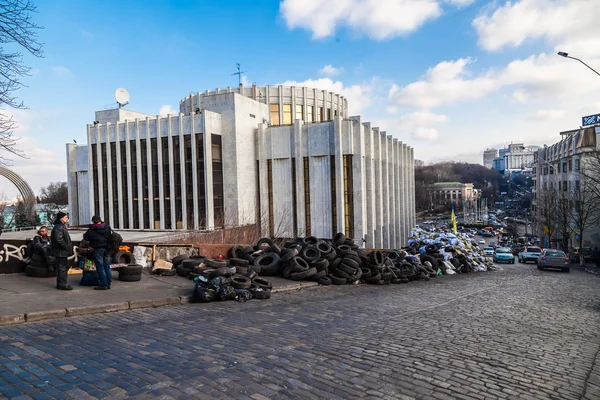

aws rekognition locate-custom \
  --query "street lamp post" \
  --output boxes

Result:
[557,52,600,77]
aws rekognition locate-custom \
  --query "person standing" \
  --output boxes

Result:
[83,216,112,290]
[50,212,73,290]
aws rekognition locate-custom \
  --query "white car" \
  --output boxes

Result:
[478,239,485,245]
[483,247,494,257]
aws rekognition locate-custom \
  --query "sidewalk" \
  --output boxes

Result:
[0,271,318,326]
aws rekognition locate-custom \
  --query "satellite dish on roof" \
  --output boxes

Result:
[115,88,130,108]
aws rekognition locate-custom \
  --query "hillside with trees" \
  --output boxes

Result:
[415,162,505,212]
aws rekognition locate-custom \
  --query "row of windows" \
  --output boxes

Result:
[91,133,222,229]
[270,104,338,126]
[541,158,580,175]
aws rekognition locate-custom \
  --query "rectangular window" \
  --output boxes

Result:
[196,133,206,228]
[173,136,182,229]
[327,108,332,121]
[304,157,311,236]
[184,135,194,229]
[576,180,580,191]
[161,136,171,229]
[151,138,160,229]
[575,159,580,171]
[131,140,139,229]
[141,139,150,229]
[291,157,297,236]
[256,160,261,225]
[110,142,118,227]
[562,162,567,173]
[568,159,572,172]
[330,155,337,236]
[307,106,314,123]
[343,155,354,239]
[267,159,274,237]
[282,104,292,125]
[295,105,303,122]
[563,181,568,191]
[100,143,109,223]
[92,144,99,217]
[270,104,280,126]
[120,140,129,229]
[212,134,224,227]
[318,107,324,122]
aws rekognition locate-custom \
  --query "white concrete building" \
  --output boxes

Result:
[66,85,416,248]
[492,143,541,174]
[532,127,600,248]
[483,148,497,169]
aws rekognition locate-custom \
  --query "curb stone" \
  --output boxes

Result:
[26,310,67,323]
[66,302,130,317]
[271,282,318,294]
[0,314,26,326]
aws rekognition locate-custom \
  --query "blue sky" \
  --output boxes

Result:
[3,0,600,199]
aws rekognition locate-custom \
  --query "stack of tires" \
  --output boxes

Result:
[117,264,143,282]
[25,254,57,278]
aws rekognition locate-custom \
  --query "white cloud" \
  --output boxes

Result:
[52,66,72,77]
[531,109,566,120]
[411,127,439,141]
[388,58,498,108]
[159,105,178,116]
[444,0,476,6]
[278,77,372,114]
[319,64,344,76]
[280,0,442,40]
[473,0,600,57]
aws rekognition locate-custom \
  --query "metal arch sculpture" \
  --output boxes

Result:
[0,166,36,205]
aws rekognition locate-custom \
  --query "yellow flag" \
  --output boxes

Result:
[451,208,457,233]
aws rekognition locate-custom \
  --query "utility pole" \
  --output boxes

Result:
[231,63,247,87]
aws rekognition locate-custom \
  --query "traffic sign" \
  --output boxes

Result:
[582,113,600,126]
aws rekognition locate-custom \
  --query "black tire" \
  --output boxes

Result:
[300,246,321,263]
[161,268,176,276]
[120,264,143,275]
[119,274,141,282]
[330,275,347,285]
[255,253,281,276]
[231,274,252,289]
[309,270,327,281]
[31,253,46,263]
[266,243,281,255]
[365,273,382,284]
[229,246,246,259]
[310,258,329,271]
[341,258,360,270]
[361,268,372,279]
[280,247,299,262]
[25,265,51,277]
[290,267,318,281]
[207,259,227,269]
[171,255,187,266]
[256,237,274,250]
[192,265,206,274]
[302,236,319,246]
[245,269,258,280]
[317,242,333,256]
[113,251,134,264]
[234,265,249,275]
[250,287,271,299]
[29,259,47,269]
[182,258,205,269]
[317,276,332,285]
[176,265,192,277]
[229,258,249,267]
[337,245,352,252]
[391,278,402,284]
[252,277,273,290]
[369,250,384,266]
[333,232,346,246]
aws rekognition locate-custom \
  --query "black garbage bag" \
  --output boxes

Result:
[217,284,236,301]
[193,286,217,303]
[211,276,232,287]
[234,289,253,303]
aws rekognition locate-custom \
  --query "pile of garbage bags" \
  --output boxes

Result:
[228,230,495,286]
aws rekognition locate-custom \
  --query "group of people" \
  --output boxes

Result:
[31,213,113,291]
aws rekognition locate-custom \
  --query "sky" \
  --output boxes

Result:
[2,0,600,200]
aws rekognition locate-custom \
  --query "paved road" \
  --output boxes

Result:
[1,264,599,400]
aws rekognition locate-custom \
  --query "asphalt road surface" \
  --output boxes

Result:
[1,263,599,399]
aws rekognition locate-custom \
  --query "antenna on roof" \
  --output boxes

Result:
[231,63,247,87]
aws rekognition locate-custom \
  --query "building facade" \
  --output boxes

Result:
[532,127,600,249]
[483,148,497,169]
[66,85,416,249]
[492,143,540,174]
[428,182,476,210]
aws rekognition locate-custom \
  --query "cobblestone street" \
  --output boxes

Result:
[1,264,600,400]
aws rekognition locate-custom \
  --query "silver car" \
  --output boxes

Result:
[537,249,570,273]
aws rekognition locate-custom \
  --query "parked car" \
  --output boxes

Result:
[478,239,485,245]
[482,231,494,237]
[511,245,524,256]
[489,241,497,249]
[483,247,495,257]
[477,230,484,236]
[494,247,515,264]
[570,247,593,264]
[518,246,542,264]
[538,249,570,272]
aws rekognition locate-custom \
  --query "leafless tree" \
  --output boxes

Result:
[554,192,573,252]
[0,0,43,165]
[38,181,67,223]
[568,178,600,264]
[535,188,557,247]
[580,150,600,201]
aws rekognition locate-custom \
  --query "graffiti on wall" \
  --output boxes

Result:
[0,240,81,274]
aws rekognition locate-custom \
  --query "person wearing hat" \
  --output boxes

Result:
[50,212,73,290]
[83,216,112,290]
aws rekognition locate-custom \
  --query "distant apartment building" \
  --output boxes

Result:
[492,143,541,174]
[483,148,497,169]
[428,182,476,211]
[532,126,600,249]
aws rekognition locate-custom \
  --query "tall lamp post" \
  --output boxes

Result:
[557,52,600,77]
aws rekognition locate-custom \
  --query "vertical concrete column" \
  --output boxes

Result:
[410,147,416,230]
[105,124,114,227]
[313,88,318,122]
[363,123,375,248]
[374,128,384,248]
[333,116,345,235]
[394,140,402,246]
[202,116,214,231]
[190,116,199,230]
[302,87,308,124]
[156,116,165,230]
[381,132,389,248]
[115,125,123,229]
[278,85,284,126]
[87,125,95,220]
[257,123,269,236]
[404,144,410,239]
[351,118,366,246]
[96,127,104,219]
[390,137,397,248]
[293,120,305,236]
[125,122,134,229]
[399,143,406,241]
[135,119,144,229]
[167,115,176,229]
[145,117,154,229]
[291,86,296,123]
[179,114,187,230]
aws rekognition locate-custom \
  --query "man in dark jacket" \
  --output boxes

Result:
[83,216,112,290]
[50,212,73,290]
